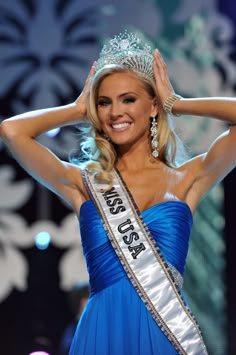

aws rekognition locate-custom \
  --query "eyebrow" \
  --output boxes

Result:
[97,92,138,99]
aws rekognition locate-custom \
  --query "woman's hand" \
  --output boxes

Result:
[75,62,97,116]
[153,50,175,107]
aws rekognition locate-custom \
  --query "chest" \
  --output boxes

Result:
[119,168,189,213]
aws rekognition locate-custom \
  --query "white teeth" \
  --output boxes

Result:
[112,123,130,129]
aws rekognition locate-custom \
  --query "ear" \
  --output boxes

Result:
[151,97,159,117]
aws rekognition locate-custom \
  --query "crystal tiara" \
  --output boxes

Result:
[96,31,155,80]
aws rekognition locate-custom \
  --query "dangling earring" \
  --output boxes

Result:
[150,116,158,158]
[103,133,111,142]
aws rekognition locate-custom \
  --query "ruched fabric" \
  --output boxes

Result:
[69,200,193,355]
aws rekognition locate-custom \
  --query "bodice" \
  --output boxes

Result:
[79,200,192,295]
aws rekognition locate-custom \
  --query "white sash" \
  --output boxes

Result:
[83,168,208,355]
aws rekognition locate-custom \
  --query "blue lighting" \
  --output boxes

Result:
[46,128,60,138]
[101,4,116,16]
[35,231,51,250]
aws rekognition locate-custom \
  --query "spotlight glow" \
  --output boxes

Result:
[46,128,60,137]
[35,231,51,250]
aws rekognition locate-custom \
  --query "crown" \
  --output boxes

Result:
[96,31,155,80]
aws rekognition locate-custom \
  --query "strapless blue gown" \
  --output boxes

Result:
[69,200,193,355]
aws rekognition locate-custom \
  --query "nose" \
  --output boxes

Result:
[110,102,123,120]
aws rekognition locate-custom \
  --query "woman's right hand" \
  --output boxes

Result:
[75,62,97,117]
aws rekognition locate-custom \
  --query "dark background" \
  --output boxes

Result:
[1,1,236,354]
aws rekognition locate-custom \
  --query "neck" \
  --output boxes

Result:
[116,144,160,171]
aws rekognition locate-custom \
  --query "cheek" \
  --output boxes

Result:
[97,107,107,118]
[97,112,106,126]
[97,111,109,130]
[133,106,151,121]
[133,101,152,115]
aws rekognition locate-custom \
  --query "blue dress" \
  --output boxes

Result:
[69,200,193,355]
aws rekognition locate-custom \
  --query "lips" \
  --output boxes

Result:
[111,122,131,129]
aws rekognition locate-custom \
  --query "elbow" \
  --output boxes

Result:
[0,119,18,141]
[0,119,9,139]
[229,125,236,138]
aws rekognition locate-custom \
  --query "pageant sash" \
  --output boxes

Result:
[83,169,208,355]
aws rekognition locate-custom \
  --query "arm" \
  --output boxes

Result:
[173,97,236,204]
[153,50,236,207]
[153,49,236,125]
[0,102,86,138]
[180,127,236,210]
[0,64,96,212]
[174,97,236,124]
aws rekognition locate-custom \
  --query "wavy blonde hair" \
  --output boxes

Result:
[73,65,184,185]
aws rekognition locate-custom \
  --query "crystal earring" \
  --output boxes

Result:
[103,133,111,142]
[150,116,158,158]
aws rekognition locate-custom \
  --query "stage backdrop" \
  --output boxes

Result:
[0,0,235,354]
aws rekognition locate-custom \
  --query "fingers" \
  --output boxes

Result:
[86,61,97,83]
[90,61,97,77]
[153,49,167,81]
[152,54,159,80]
[83,62,97,95]
[152,49,175,105]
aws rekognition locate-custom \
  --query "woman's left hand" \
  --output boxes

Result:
[152,49,175,106]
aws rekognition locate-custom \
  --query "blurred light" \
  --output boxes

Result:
[101,4,116,16]
[35,231,51,250]
[29,352,50,355]
[46,128,60,138]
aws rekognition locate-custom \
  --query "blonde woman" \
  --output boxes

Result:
[1,32,236,355]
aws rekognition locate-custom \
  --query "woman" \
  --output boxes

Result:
[1,31,236,354]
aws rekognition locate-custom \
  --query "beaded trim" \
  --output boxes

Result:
[167,262,183,289]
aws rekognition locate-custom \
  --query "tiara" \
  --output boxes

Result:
[96,31,155,80]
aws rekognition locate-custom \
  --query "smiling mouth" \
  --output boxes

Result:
[111,122,131,129]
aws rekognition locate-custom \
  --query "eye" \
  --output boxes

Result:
[123,97,136,104]
[97,99,110,107]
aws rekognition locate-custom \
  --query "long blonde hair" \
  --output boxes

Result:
[72,65,184,185]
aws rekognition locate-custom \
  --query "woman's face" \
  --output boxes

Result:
[96,71,158,150]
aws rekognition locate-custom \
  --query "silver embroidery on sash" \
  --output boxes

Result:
[83,169,208,355]
[167,262,183,290]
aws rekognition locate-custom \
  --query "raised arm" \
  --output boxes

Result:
[174,97,236,124]
[153,49,236,124]
[0,64,96,212]
[153,50,236,208]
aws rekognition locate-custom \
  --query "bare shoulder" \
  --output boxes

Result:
[175,155,207,213]
[177,154,205,175]
[62,162,89,212]
[177,127,236,211]
[175,150,227,213]
[64,161,84,187]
